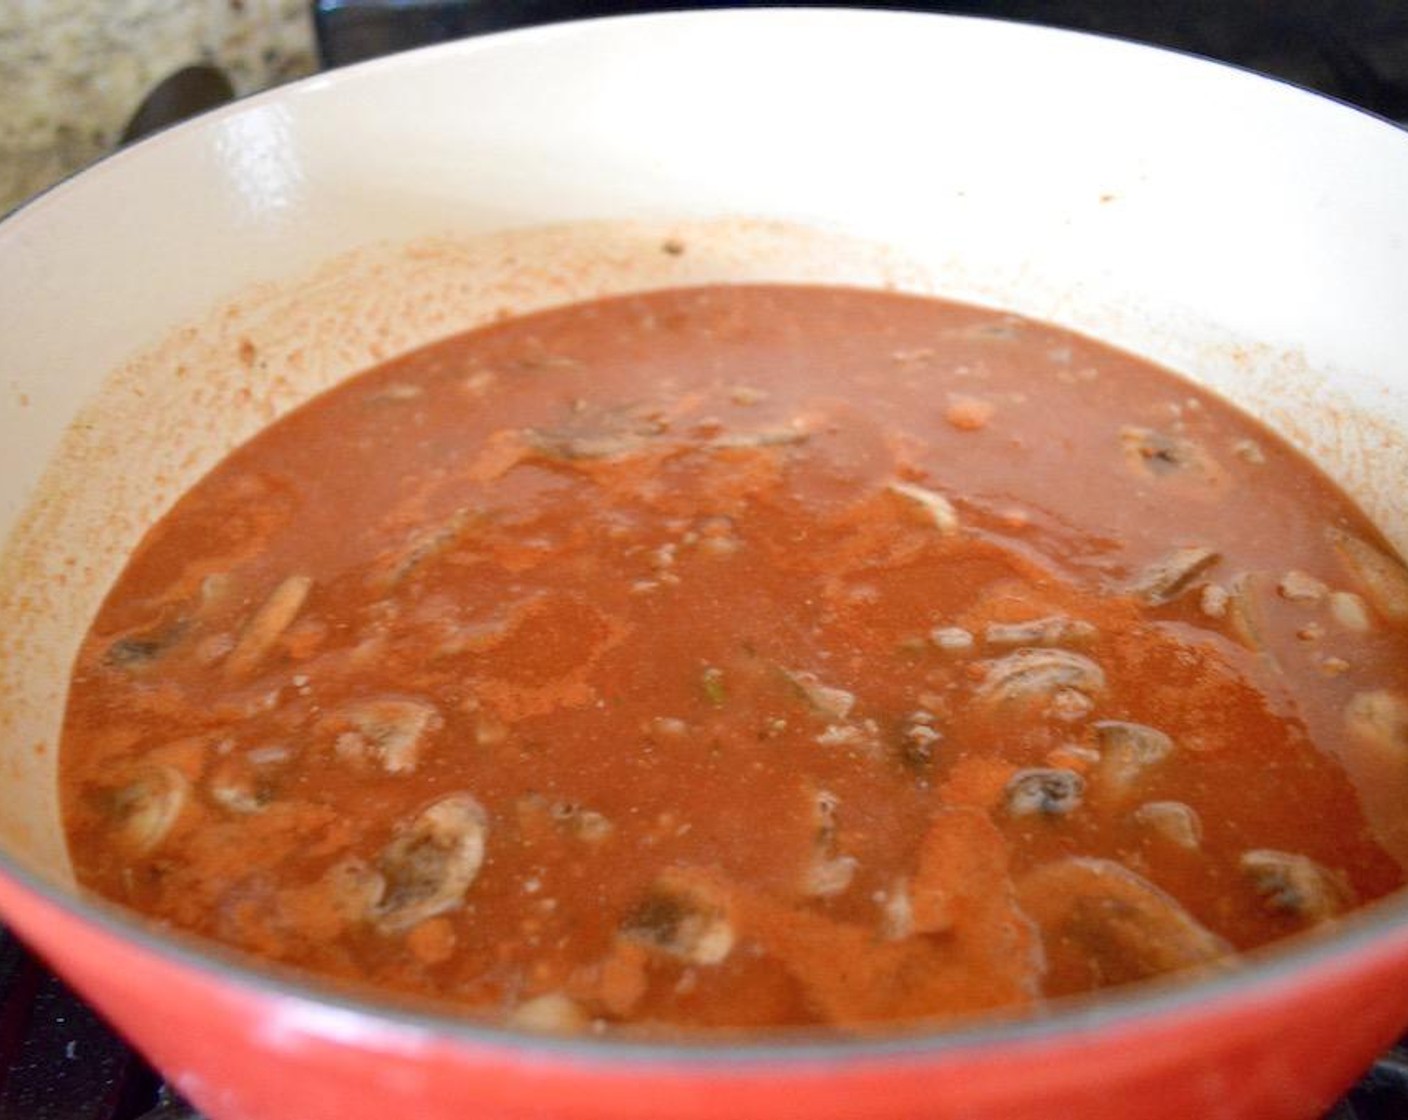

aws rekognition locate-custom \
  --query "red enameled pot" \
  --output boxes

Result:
[2,10,1408,1119]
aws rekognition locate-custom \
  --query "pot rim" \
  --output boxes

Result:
[5,4,1408,1070]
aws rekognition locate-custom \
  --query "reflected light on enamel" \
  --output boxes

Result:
[214,104,305,219]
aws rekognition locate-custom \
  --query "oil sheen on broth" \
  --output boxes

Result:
[60,286,1408,1034]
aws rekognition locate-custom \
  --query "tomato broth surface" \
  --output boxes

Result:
[60,285,1408,1034]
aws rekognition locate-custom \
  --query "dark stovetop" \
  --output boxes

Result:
[11,3,1405,1118]
[311,0,1408,124]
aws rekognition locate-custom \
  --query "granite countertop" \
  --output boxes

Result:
[2,1,1405,215]
[0,0,317,216]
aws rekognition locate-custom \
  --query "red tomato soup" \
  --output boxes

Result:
[59,285,1408,1034]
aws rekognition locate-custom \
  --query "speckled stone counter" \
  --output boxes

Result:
[0,0,316,215]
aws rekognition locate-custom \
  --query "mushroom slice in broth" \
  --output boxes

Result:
[621,873,736,966]
[1329,528,1408,623]
[109,765,189,855]
[977,649,1105,709]
[1240,850,1354,925]
[1018,858,1232,990]
[374,794,488,934]
[1092,721,1174,804]
[1128,547,1220,606]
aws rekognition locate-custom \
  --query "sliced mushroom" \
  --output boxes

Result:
[880,880,915,941]
[1345,689,1408,756]
[109,765,189,854]
[336,698,441,774]
[1328,528,1408,623]
[1132,801,1203,850]
[801,789,858,898]
[507,992,590,1033]
[783,669,856,721]
[804,855,859,898]
[983,616,1097,648]
[374,793,488,934]
[524,428,655,462]
[104,621,187,670]
[207,755,274,815]
[1004,768,1085,818]
[1329,590,1373,633]
[224,574,313,678]
[976,648,1105,711]
[376,508,477,590]
[1017,858,1232,989]
[1240,850,1353,925]
[708,426,808,449]
[621,874,735,965]
[929,626,975,652]
[1341,690,1408,867]
[1128,547,1221,606]
[1225,572,1276,656]
[1092,720,1174,803]
[886,481,960,535]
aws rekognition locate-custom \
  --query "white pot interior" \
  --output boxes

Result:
[1,9,1407,916]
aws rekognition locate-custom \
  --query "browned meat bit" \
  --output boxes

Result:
[1092,720,1174,803]
[977,648,1105,714]
[374,793,488,933]
[223,574,313,678]
[1328,528,1408,623]
[108,765,189,854]
[621,874,735,965]
[1132,801,1203,850]
[1004,768,1085,818]
[333,698,441,774]
[1119,427,1226,492]
[1128,547,1220,606]
[983,616,1097,648]
[1240,850,1354,925]
[1017,858,1233,990]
